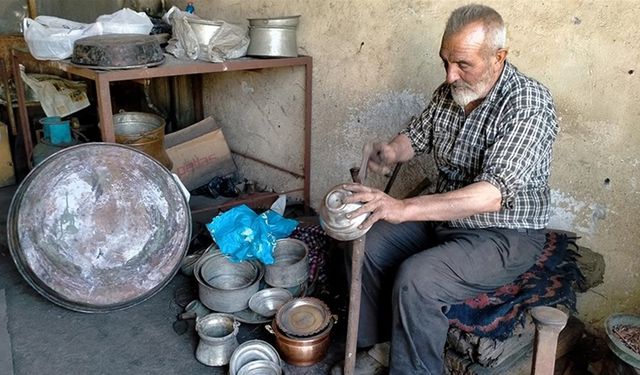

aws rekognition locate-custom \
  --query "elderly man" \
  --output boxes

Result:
[335,3,558,375]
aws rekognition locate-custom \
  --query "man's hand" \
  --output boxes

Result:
[367,134,415,176]
[368,142,397,176]
[341,183,407,229]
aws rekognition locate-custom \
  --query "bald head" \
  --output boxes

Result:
[443,4,506,55]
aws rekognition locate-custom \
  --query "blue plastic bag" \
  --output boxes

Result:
[206,204,298,264]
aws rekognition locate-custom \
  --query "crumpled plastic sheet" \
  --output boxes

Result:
[206,204,298,264]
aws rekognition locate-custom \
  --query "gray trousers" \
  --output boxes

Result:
[345,221,546,374]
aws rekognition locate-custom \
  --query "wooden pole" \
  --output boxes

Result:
[344,235,366,375]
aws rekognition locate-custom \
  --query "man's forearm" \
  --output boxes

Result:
[399,181,502,222]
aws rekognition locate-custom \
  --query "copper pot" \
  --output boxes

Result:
[265,319,333,366]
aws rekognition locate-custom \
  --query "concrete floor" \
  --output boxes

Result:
[0,184,347,375]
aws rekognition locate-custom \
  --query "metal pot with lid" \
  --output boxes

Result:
[246,15,300,58]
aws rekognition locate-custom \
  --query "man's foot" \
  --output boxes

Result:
[330,345,389,375]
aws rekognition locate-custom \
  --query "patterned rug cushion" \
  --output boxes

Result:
[446,232,584,340]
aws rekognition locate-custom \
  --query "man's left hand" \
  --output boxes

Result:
[341,183,407,229]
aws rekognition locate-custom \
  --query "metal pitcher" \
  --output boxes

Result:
[195,313,240,367]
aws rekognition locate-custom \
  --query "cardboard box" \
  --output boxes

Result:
[165,117,236,191]
[0,122,15,187]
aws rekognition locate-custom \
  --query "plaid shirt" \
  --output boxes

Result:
[401,61,558,229]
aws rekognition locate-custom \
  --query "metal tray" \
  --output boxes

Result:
[7,143,191,312]
[275,297,331,337]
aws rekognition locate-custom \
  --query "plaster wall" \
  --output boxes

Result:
[173,0,640,329]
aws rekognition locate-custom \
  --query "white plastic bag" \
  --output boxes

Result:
[164,5,249,63]
[96,8,153,35]
[206,22,250,63]
[23,8,153,61]
[22,18,98,60]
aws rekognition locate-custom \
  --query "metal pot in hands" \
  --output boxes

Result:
[318,185,370,241]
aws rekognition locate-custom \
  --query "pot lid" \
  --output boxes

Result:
[247,15,300,28]
[275,297,331,337]
[7,143,191,312]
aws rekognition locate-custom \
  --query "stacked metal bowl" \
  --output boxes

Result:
[229,340,283,375]
[248,288,293,319]
[194,249,264,313]
[267,297,335,366]
[265,239,309,296]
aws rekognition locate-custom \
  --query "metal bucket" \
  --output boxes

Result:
[113,111,173,169]
[7,143,191,312]
[246,16,300,58]
[265,239,309,288]
[195,313,240,366]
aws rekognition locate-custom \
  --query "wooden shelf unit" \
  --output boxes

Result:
[12,49,313,209]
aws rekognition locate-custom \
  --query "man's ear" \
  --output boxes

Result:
[495,48,508,64]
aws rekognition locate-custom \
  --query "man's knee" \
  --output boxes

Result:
[393,254,446,303]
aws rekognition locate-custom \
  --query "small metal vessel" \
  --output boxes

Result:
[319,185,370,241]
[195,313,240,367]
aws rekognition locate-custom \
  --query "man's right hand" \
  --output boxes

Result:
[368,142,397,176]
[366,133,415,177]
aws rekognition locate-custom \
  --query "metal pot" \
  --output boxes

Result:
[265,239,309,288]
[229,339,283,375]
[266,318,333,367]
[318,185,370,241]
[246,16,300,58]
[113,111,173,170]
[187,18,223,45]
[195,313,240,366]
[194,253,263,313]
[248,15,300,28]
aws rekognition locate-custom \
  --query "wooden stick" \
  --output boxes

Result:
[344,235,366,375]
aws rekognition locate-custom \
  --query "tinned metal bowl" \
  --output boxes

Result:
[318,185,370,241]
[180,253,201,276]
[265,239,309,288]
[605,313,640,368]
[194,253,263,313]
[199,253,258,290]
[237,360,282,375]
[186,18,223,45]
[248,288,293,318]
[229,339,282,375]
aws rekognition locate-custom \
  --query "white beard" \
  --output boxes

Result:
[451,85,482,107]
[450,67,496,108]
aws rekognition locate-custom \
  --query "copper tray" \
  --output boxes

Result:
[7,143,191,312]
